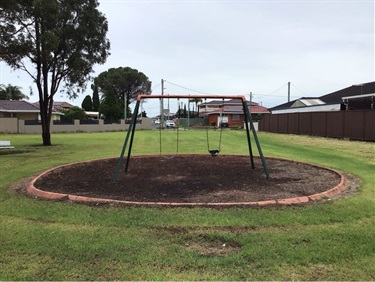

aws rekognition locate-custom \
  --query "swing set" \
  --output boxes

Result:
[112,94,270,182]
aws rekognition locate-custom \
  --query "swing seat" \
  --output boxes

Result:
[209,149,220,157]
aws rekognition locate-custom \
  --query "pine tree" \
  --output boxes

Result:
[81,95,93,111]
[92,84,100,111]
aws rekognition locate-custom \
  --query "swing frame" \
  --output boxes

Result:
[112,94,270,182]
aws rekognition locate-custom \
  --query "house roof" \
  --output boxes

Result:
[208,105,269,115]
[320,82,375,104]
[269,81,375,111]
[0,100,40,112]
[0,100,64,115]
[32,101,75,110]
[200,99,259,107]
[342,93,375,100]
[53,101,75,108]
[250,105,270,113]
[297,99,325,106]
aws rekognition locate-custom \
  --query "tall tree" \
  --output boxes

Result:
[91,84,100,111]
[99,90,122,120]
[81,95,93,111]
[189,97,202,117]
[93,67,152,119]
[0,84,29,100]
[0,0,110,145]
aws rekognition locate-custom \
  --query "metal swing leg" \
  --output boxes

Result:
[112,100,141,182]
[243,99,270,179]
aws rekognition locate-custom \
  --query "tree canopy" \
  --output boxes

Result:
[99,90,122,120]
[0,84,29,100]
[0,0,110,145]
[93,67,152,119]
[81,95,93,111]
[62,106,87,120]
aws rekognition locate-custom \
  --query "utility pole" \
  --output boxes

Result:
[248,92,253,129]
[160,79,164,128]
[124,93,127,121]
[187,99,190,128]
[288,81,291,102]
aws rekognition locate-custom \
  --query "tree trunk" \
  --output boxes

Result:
[39,99,52,146]
[42,124,51,146]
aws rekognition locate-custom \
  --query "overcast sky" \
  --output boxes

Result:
[1,0,374,116]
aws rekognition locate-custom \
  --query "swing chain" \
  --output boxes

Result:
[206,98,224,156]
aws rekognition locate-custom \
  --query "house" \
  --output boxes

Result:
[0,100,63,120]
[197,98,269,127]
[85,111,100,119]
[207,104,269,127]
[0,100,40,119]
[32,101,75,112]
[269,81,375,114]
[199,98,259,117]
[51,101,75,112]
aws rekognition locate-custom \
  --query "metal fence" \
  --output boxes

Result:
[259,110,375,141]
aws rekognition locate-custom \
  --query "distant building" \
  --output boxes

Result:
[269,81,375,114]
[32,101,75,112]
[207,104,269,127]
[196,99,269,127]
[0,100,62,120]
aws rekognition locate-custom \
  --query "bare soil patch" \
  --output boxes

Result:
[32,155,344,204]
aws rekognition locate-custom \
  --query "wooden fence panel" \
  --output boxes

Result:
[269,115,279,132]
[345,111,365,140]
[326,112,344,139]
[288,113,299,134]
[259,110,374,141]
[278,114,288,133]
[311,112,327,137]
[299,113,312,135]
[364,111,375,141]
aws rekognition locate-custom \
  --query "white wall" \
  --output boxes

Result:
[1,118,152,133]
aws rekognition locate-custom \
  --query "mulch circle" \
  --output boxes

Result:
[27,154,349,207]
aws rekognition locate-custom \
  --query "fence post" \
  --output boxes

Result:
[343,111,346,138]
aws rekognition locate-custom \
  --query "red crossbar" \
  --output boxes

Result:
[136,94,246,101]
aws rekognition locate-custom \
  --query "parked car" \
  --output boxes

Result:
[165,120,175,128]
[153,119,160,125]
[220,121,228,128]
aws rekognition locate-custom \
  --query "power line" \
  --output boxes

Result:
[151,83,160,93]
[163,80,211,95]
[253,83,288,97]
[290,83,310,97]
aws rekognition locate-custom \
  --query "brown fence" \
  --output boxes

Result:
[259,110,375,141]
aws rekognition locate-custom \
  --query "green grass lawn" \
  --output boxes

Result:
[0,130,374,280]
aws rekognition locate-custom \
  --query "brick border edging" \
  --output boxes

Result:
[26,156,348,207]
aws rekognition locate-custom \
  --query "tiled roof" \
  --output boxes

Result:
[208,105,269,115]
[32,101,75,109]
[0,100,40,112]
[53,101,74,108]
[250,105,270,113]
[0,100,64,115]
[200,99,259,107]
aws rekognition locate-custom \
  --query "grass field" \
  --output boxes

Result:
[0,130,374,280]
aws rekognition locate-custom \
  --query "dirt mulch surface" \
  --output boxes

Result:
[32,155,344,204]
